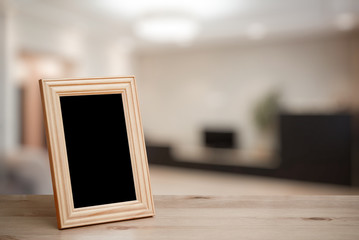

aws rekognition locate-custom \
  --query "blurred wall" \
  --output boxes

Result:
[0,1,134,154]
[351,32,359,109]
[135,33,357,160]
[16,5,133,77]
[0,2,18,154]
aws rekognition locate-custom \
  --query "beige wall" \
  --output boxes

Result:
[350,32,359,110]
[0,2,18,154]
[0,5,134,152]
[134,34,356,159]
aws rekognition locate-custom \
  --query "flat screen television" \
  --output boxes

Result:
[203,129,236,149]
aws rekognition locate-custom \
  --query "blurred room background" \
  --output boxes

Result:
[1,0,359,195]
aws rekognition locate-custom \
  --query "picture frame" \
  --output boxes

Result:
[39,76,155,229]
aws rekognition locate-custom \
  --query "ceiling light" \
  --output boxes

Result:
[134,15,199,44]
[246,23,267,40]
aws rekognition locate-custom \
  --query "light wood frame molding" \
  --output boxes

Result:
[39,76,155,229]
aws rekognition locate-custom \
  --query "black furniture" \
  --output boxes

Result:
[278,114,351,185]
[147,113,355,186]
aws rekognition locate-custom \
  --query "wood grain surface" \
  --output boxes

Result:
[0,195,359,240]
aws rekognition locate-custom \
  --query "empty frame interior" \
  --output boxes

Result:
[60,94,136,208]
[39,77,154,229]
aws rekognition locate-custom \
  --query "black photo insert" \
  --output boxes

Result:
[60,94,136,208]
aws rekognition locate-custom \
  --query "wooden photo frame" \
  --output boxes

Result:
[39,76,155,229]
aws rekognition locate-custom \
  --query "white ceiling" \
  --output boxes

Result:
[12,0,359,49]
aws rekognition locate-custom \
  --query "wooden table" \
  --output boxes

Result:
[1,195,359,239]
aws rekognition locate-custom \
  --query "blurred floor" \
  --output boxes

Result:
[149,165,359,195]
